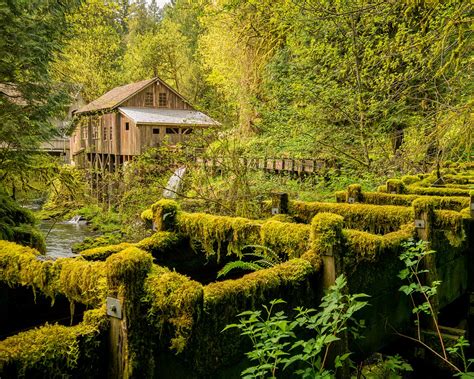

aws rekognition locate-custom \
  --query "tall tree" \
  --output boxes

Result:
[53,0,124,102]
[0,0,81,188]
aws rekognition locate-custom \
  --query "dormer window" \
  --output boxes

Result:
[145,91,154,107]
[159,92,167,107]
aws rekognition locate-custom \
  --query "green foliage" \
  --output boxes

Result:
[80,242,132,261]
[225,275,369,378]
[0,240,107,306]
[217,245,283,279]
[398,239,474,376]
[0,189,45,252]
[343,224,415,268]
[144,264,204,353]
[0,307,108,378]
[0,1,81,188]
[152,199,181,232]
[293,200,413,235]
[72,233,123,254]
[53,0,124,102]
[176,211,261,261]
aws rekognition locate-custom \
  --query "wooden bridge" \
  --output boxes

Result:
[194,156,334,175]
[38,138,70,162]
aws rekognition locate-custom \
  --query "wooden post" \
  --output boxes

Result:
[310,213,347,377]
[106,249,154,379]
[310,213,344,290]
[386,179,406,194]
[346,184,363,204]
[270,192,289,215]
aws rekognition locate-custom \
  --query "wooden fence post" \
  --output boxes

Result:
[310,213,344,289]
[310,213,348,377]
[386,179,406,194]
[270,192,289,215]
[106,248,154,379]
[346,184,363,204]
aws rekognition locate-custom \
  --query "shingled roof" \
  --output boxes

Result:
[75,78,157,115]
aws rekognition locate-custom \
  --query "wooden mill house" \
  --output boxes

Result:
[70,77,218,171]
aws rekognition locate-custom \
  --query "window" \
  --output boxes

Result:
[166,128,179,134]
[145,91,154,107]
[182,128,193,135]
[103,125,107,141]
[81,126,88,140]
[159,92,167,107]
[109,125,113,140]
[153,128,160,135]
[92,124,99,140]
[125,122,130,131]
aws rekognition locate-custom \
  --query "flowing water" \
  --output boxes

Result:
[163,167,186,199]
[39,219,98,258]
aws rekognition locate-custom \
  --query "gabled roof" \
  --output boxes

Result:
[118,107,219,127]
[75,77,193,115]
[75,78,156,115]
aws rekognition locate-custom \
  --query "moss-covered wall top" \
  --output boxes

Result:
[0,307,109,378]
[0,241,107,307]
[289,200,414,234]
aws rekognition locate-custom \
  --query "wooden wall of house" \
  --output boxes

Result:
[122,81,191,110]
[120,114,141,156]
[139,125,196,153]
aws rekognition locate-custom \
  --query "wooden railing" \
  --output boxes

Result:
[39,138,69,152]
[194,156,332,174]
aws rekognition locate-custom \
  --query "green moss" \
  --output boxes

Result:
[190,258,317,373]
[260,220,310,259]
[311,212,344,247]
[406,185,470,197]
[54,258,107,307]
[72,233,123,254]
[0,307,108,378]
[342,224,415,268]
[335,191,346,203]
[135,231,182,257]
[334,191,469,211]
[151,199,180,231]
[80,242,132,261]
[268,214,295,223]
[401,175,422,185]
[105,247,153,295]
[144,265,204,354]
[347,184,363,202]
[386,179,407,194]
[291,200,413,234]
[176,212,261,261]
[433,210,466,247]
[141,208,154,222]
[0,241,108,306]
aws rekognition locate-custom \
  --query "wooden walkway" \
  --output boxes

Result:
[195,156,333,175]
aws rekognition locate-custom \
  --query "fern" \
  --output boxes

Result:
[217,245,283,279]
[217,261,263,278]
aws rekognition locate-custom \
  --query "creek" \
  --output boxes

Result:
[39,219,98,258]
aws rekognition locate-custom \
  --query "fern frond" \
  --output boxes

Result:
[217,261,263,278]
[243,244,281,263]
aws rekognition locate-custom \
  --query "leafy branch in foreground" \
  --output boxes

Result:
[224,275,369,379]
[398,239,474,377]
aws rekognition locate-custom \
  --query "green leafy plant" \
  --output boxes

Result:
[398,239,474,376]
[217,245,282,278]
[224,275,369,378]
